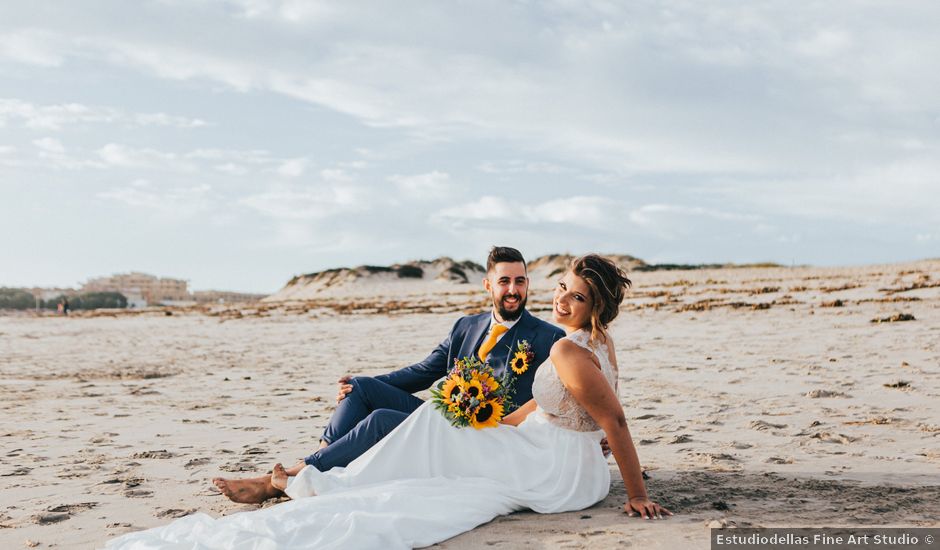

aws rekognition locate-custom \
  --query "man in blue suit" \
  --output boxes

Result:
[215,246,565,504]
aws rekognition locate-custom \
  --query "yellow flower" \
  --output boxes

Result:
[470,398,504,429]
[475,371,500,394]
[441,375,465,411]
[463,378,484,401]
[509,351,529,375]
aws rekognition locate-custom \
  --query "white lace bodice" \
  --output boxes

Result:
[531,329,619,432]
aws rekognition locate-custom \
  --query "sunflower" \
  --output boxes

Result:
[463,378,484,402]
[440,375,465,411]
[509,350,529,375]
[474,371,500,395]
[470,398,504,429]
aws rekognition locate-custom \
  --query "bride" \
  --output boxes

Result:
[107,254,671,549]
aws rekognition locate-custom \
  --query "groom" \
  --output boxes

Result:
[215,246,565,503]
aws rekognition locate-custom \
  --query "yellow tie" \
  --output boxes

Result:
[478,324,509,362]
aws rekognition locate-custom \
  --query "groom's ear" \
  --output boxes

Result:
[482,277,492,292]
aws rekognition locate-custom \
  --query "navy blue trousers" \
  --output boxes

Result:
[304,376,423,471]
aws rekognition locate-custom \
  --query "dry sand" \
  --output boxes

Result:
[1,260,939,548]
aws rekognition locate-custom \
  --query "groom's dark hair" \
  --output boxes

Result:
[486,246,526,273]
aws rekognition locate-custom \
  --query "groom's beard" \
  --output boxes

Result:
[494,293,526,322]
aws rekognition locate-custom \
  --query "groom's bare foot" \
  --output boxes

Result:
[212,475,282,504]
[271,463,289,492]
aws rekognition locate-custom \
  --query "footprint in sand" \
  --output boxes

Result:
[809,431,859,444]
[46,503,97,514]
[33,511,70,525]
[185,457,212,468]
[100,475,145,490]
[805,389,852,398]
[32,502,98,525]
[131,450,174,459]
[749,420,787,432]
[218,461,259,472]
[634,413,670,420]
[1,466,32,476]
[869,313,916,323]
[155,508,197,518]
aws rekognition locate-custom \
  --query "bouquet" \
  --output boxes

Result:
[430,356,515,429]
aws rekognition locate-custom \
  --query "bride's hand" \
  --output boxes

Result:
[624,497,672,520]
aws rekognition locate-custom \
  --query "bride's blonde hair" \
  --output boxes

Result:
[570,254,631,341]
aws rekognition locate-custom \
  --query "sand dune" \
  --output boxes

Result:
[1,260,938,548]
[262,254,647,302]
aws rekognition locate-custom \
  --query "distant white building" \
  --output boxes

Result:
[123,291,148,309]
[82,272,190,306]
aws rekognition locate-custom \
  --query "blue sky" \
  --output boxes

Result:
[1,1,938,293]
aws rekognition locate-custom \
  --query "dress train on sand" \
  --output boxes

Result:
[106,329,616,549]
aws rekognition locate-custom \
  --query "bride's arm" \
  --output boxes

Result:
[500,399,536,426]
[550,340,671,520]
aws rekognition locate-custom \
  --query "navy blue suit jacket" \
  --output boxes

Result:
[374,309,565,410]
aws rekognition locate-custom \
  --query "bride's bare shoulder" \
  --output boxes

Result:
[550,338,599,370]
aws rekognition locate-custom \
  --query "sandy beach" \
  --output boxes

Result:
[1,260,939,549]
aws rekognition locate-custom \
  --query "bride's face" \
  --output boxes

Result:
[552,271,593,330]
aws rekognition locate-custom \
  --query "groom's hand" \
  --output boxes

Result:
[600,437,611,457]
[336,375,354,403]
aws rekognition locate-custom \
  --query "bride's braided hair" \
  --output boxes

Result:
[571,254,632,341]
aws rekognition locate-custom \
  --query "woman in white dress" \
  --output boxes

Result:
[107,254,671,549]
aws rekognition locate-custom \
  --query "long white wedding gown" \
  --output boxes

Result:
[106,330,618,549]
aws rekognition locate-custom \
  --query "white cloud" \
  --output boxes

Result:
[261,0,335,23]
[104,40,259,91]
[10,2,935,177]
[27,137,106,170]
[32,137,65,154]
[133,112,209,128]
[628,204,763,240]
[0,29,65,67]
[97,182,213,216]
[529,196,617,228]
[0,99,115,130]
[186,148,274,163]
[215,162,249,175]
[794,29,853,58]
[434,195,619,230]
[238,181,368,220]
[389,171,452,199]
[717,156,940,226]
[320,168,353,183]
[277,157,308,177]
[629,204,761,226]
[97,143,186,170]
[164,0,336,22]
[0,98,208,131]
[477,160,567,175]
[0,145,21,167]
[435,196,514,222]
